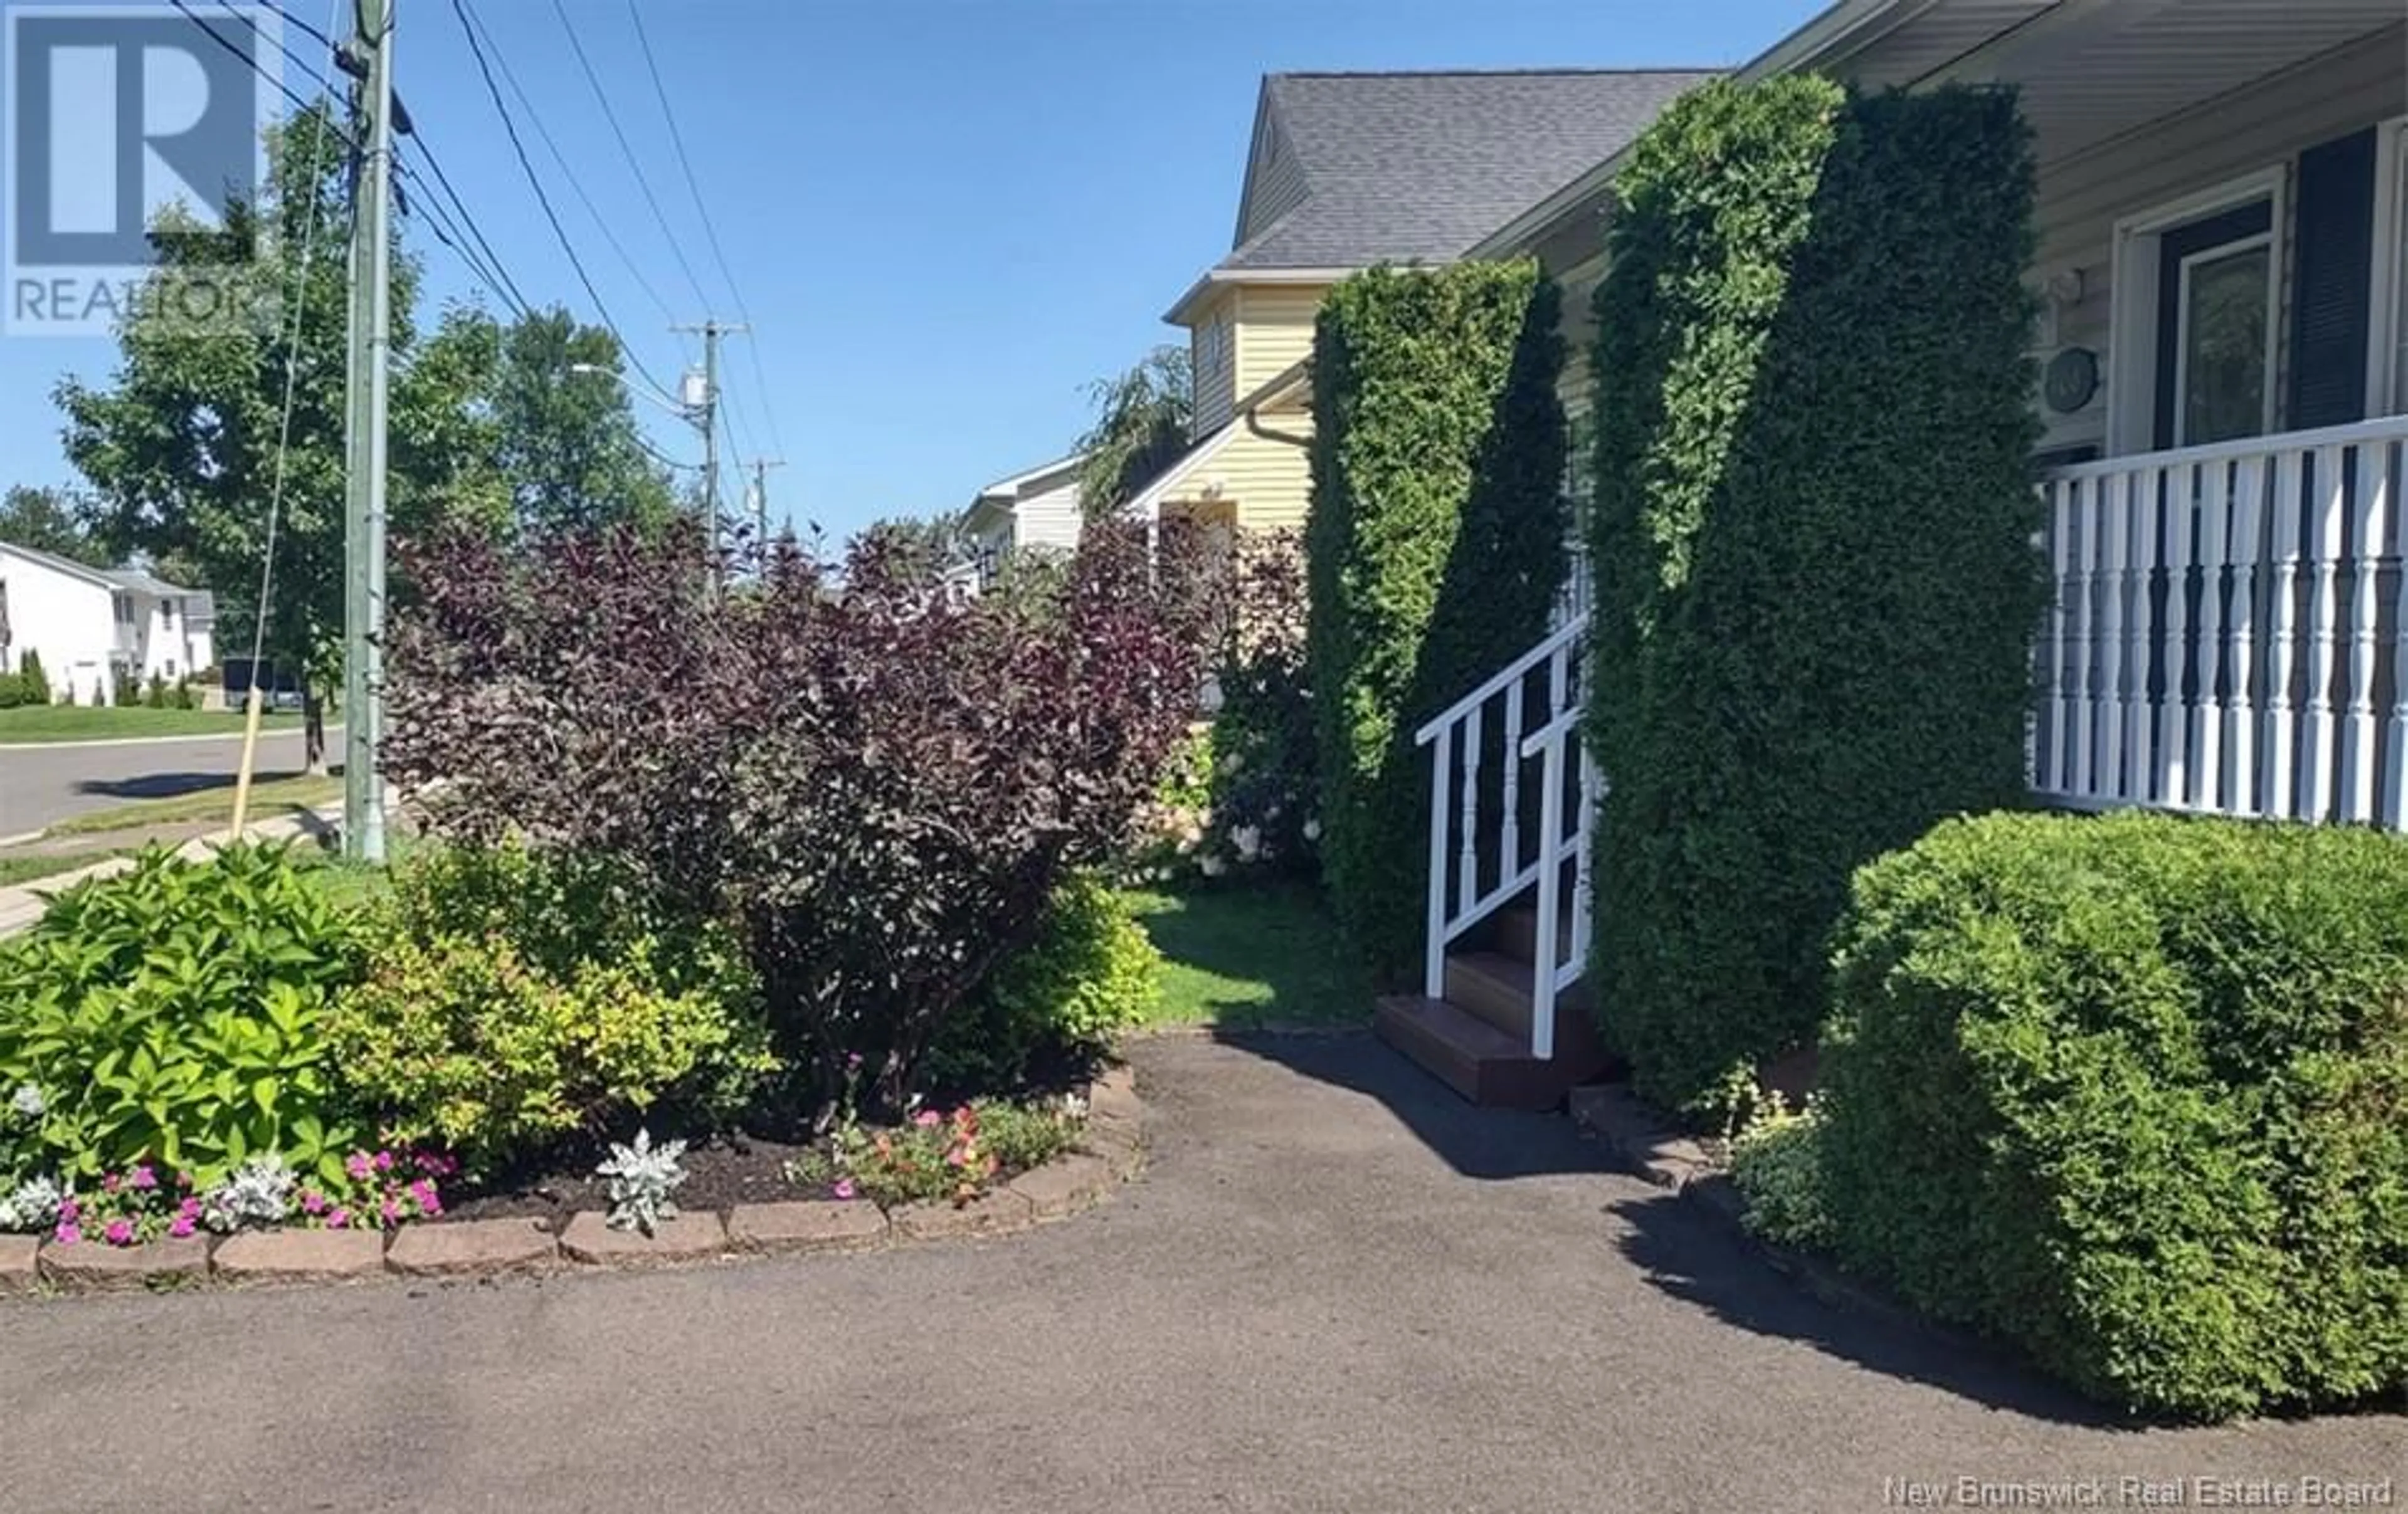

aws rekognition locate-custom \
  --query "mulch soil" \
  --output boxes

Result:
[440,1132,820,1233]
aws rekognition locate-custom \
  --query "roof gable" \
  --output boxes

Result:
[1219,69,1719,274]
[0,539,116,589]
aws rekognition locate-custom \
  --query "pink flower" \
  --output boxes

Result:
[381,1200,401,1226]
[912,1110,943,1128]
[420,1191,442,1217]
[56,1198,78,1223]
[52,1221,80,1246]
[374,1150,395,1173]
[299,1190,327,1216]
[944,1148,966,1168]
[845,1052,863,1070]
[344,1153,373,1182]
[167,1216,194,1239]
[831,1178,857,1201]
[128,1165,156,1191]
[103,1219,134,1247]
[101,1173,120,1194]
[177,1197,202,1219]
[327,1208,351,1229]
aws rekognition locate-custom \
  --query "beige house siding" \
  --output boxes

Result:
[1235,284,1326,397]
[2029,26,2406,455]
[1010,472,1085,555]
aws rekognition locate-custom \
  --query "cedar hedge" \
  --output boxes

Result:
[1306,261,1567,979]
[1585,79,2046,1113]
[1821,811,2408,1420]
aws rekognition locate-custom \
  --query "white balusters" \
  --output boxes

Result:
[2191,460,2228,811]
[2226,457,2261,816]
[2100,471,2132,800]
[2344,440,2388,824]
[1499,680,1524,880]
[2047,480,2074,793]
[1457,706,1482,915]
[1424,723,1452,999]
[2264,446,2303,819]
[2305,446,2347,823]
[2157,465,2191,806]
[2390,440,2408,828]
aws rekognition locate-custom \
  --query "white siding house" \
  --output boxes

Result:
[0,542,217,703]
[963,453,1087,584]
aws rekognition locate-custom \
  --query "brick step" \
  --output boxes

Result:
[1373,993,1610,1112]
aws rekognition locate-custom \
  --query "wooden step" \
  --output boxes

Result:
[1373,994,1605,1112]
[1492,907,1571,969]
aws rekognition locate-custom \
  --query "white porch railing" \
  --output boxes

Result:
[2034,414,2408,826]
[1412,606,1598,1061]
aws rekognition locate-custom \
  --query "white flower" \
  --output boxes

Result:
[1233,825,1262,861]
[1198,853,1229,878]
[9,1084,43,1120]
[1302,817,1322,842]
[1060,1091,1089,1121]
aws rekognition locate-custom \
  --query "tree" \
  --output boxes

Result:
[55,104,471,767]
[0,485,105,565]
[416,305,676,541]
[857,510,974,582]
[1075,346,1193,515]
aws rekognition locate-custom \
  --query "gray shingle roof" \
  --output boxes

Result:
[1222,70,1719,272]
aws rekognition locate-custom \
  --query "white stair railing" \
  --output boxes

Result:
[1413,609,1597,1060]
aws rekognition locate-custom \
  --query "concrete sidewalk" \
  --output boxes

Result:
[0,1034,2396,1513]
[0,808,333,936]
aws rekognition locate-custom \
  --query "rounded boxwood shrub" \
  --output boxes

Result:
[1307,261,1567,979]
[1586,78,2044,1115]
[1821,810,2408,1419]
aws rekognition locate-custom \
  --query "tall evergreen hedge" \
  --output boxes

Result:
[1307,261,1566,978]
[1586,80,2046,1113]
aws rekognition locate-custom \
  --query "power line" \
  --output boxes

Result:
[165,0,359,155]
[446,0,672,397]
[394,146,531,321]
[463,0,684,330]
[625,0,789,463]
[547,0,712,314]
[394,139,534,319]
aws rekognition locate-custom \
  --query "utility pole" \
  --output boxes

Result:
[746,458,785,552]
[671,319,745,580]
[342,0,394,864]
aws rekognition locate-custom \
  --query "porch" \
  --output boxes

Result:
[1381,0,2408,1104]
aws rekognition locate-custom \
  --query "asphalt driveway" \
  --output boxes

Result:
[1,1033,2397,1513]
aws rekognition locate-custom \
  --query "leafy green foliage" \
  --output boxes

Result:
[1077,346,1193,516]
[1586,80,2044,1115]
[1307,261,1567,978]
[1728,1099,1832,1250]
[788,1095,1085,1209]
[327,841,774,1174]
[927,875,1162,1091]
[0,485,103,565]
[1204,530,1318,875]
[18,649,52,707]
[0,845,366,1184]
[1821,812,2408,1419]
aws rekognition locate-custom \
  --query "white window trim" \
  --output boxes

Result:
[2108,165,2288,456]
[2168,231,2277,448]
[2370,115,2408,416]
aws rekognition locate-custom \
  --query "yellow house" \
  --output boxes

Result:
[1136,70,1714,539]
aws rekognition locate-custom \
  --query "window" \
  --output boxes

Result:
[2173,237,2273,446]
[161,597,176,630]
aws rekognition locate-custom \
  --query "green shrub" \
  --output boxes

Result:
[1728,1100,1832,1250]
[0,844,367,1184]
[329,840,774,1172]
[1586,80,2044,1116]
[144,674,166,708]
[16,649,49,706]
[172,677,197,710]
[1307,261,1567,978]
[0,673,23,710]
[926,875,1161,1092]
[1205,528,1317,876]
[1822,811,2408,1419]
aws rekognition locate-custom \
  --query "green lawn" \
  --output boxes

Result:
[0,849,129,889]
[1124,879,1372,1031]
[0,705,300,743]
[43,774,342,838]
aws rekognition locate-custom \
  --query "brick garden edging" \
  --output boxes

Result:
[5,1063,1146,1300]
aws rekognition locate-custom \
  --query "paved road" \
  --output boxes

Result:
[1,1035,2397,1513]
[0,728,325,836]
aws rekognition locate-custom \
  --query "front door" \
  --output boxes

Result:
[2153,200,2276,450]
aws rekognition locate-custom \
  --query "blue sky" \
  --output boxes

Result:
[3,0,1824,547]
